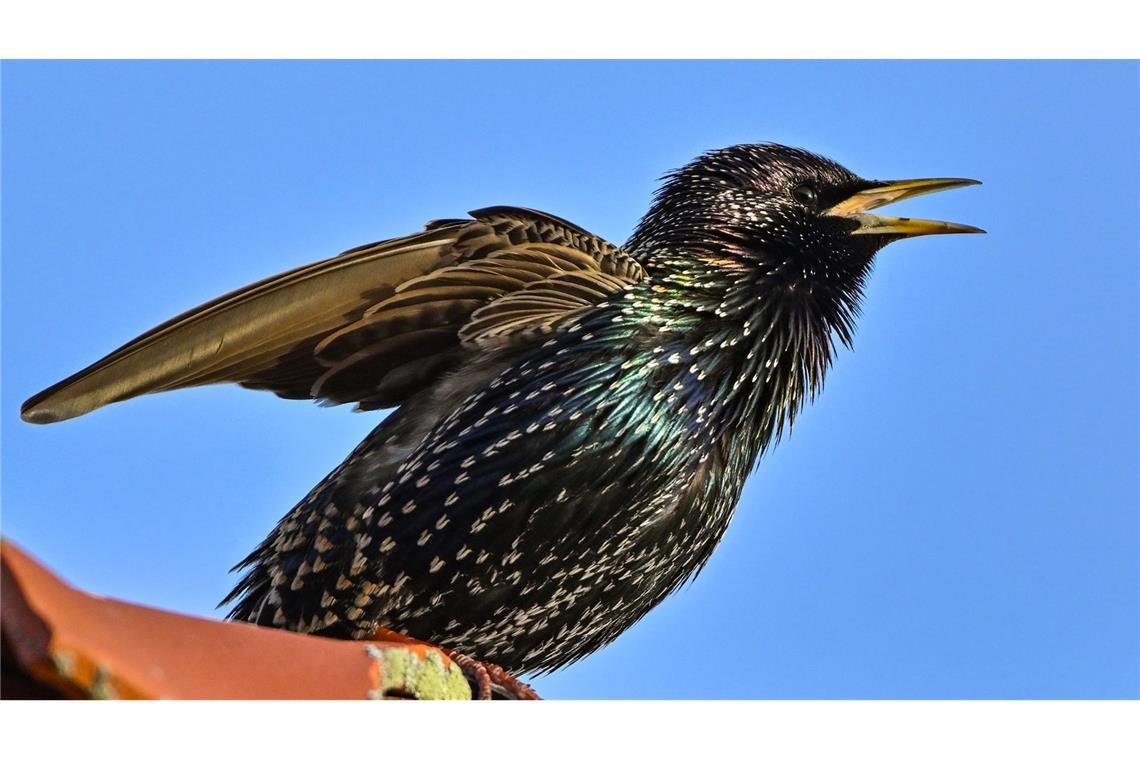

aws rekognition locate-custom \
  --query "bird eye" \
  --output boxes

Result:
[791,183,818,207]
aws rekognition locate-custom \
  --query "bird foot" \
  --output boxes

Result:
[365,627,540,700]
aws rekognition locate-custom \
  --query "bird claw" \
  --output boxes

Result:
[481,660,541,700]
[443,650,540,700]
[366,627,540,700]
[445,650,493,699]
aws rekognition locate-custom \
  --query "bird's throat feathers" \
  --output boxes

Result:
[623,245,871,465]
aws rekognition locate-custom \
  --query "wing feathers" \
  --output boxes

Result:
[22,208,643,424]
[459,269,639,348]
[311,327,460,405]
[20,230,461,423]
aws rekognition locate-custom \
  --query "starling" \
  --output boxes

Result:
[21,144,982,691]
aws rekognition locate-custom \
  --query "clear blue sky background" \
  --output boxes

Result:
[3,61,1136,699]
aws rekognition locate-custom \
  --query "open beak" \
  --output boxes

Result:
[826,177,985,237]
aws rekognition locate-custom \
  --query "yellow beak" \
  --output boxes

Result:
[826,177,985,237]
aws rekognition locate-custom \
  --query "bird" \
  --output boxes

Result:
[21,143,982,697]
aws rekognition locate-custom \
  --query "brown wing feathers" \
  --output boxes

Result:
[459,269,634,348]
[21,208,644,424]
[20,226,465,423]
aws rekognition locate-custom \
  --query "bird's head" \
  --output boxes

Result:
[630,142,983,269]
[628,143,983,344]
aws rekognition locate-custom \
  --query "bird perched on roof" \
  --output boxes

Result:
[22,144,982,697]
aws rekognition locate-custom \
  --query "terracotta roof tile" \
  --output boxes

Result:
[1,540,476,700]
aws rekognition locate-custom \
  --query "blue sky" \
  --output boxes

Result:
[2,61,1136,699]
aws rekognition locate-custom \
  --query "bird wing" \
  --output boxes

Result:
[21,207,644,424]
[458,268,635,349]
